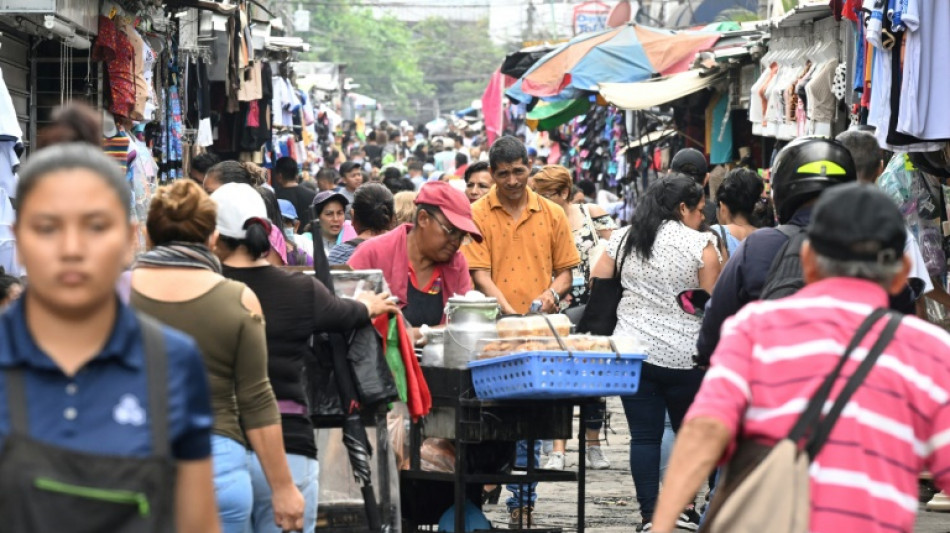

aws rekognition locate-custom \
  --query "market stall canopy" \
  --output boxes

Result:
[501,44,557,78]
[508,23,720,102]
[599,69,726,111]
[690,0,758,24]
[526,97,592,131]
[266,36,309,52]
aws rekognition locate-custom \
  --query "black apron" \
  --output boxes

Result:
[0,315,177,533]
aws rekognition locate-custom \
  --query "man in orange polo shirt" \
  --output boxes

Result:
[462,135,580,526]
[463,136,580,316]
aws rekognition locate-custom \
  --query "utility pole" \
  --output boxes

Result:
[524,1,535,43]
[759,0,770,18]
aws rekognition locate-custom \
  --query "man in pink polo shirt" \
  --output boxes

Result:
[652,183,950,533]
[348,181,482,328]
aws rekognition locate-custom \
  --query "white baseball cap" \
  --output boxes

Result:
[211,183,269,239]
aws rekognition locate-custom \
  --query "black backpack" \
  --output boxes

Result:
[760,225,809,300]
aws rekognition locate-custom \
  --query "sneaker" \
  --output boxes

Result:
[508,507,534,528]
[543,451,565,471]
[586,445,610,470]
[676,507,701,531]
[926,491,950,512]
[636,521,652,532]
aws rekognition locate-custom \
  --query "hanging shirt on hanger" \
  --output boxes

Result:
[118,18,147,121]
[0,187,17,276]
[897,0,950,140]
[0,67,22,141]
[103,132,135,175]
[237,61,263,102]
[805,60,838,137]
[93,16,136,119]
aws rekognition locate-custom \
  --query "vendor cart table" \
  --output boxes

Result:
[401,367,599,532]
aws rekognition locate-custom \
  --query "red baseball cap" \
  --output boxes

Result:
[415,181,483,242]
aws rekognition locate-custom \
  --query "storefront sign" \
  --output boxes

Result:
[572,0,611,35]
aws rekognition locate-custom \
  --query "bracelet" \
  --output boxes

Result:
[548,288,561,306]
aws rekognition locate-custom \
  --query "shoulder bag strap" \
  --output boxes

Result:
[4,368,29,434]
[805,312,902,459]
[138,314,170,458]
[614,229,631,280]
[583,204,600,246]
[715,225,730,261]
[786,308,889,446]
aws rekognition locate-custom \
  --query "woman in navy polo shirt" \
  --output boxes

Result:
[0,144,219,532]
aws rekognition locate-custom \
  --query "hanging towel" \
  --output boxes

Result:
[373,313,432,421]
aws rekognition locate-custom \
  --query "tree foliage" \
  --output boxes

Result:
[305,4,433,119]
[411,17,505,117]
[304,3,504,122]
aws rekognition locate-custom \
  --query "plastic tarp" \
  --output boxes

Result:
[599,69,725,111]
[526,97,592,131]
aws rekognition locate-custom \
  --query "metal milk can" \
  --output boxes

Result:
[443,296,499,369]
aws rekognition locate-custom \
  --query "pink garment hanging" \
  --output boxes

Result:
[481,69,514,146]
[247,100,260,128]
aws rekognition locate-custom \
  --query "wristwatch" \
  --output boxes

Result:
[548,288,561,307]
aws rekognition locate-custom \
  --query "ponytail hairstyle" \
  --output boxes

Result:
[256,186,284,229]
[716,168,765,223]
[217,219,272,259]
[352,183,395,234]
[625,174,704,260]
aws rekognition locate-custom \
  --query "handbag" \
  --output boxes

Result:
[699,308,902,533]
[577,230,630,335]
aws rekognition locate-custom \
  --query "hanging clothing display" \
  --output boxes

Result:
[119,18,148,121]
[706,91,733,165]
[896,1,950,141]
[0,64,18,274]
[845,1,950,151]
[93,15,136,119]
[748,27,839,141]
[103,133,134,174]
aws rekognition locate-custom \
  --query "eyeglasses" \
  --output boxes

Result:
[425,210,468,243]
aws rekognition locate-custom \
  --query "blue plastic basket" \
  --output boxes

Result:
[467,351,646,400]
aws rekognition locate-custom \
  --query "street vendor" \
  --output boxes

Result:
[461,135,581,527]
[347,181,482,328]
[462,135,580,316]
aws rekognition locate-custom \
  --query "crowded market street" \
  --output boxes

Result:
[2,1,950,532]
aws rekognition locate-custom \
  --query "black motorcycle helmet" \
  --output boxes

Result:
[771,138,857,224]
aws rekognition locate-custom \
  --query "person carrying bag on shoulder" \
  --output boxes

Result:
[650,184,950,533]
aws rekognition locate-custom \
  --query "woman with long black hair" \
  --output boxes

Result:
[591,174,721,532]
